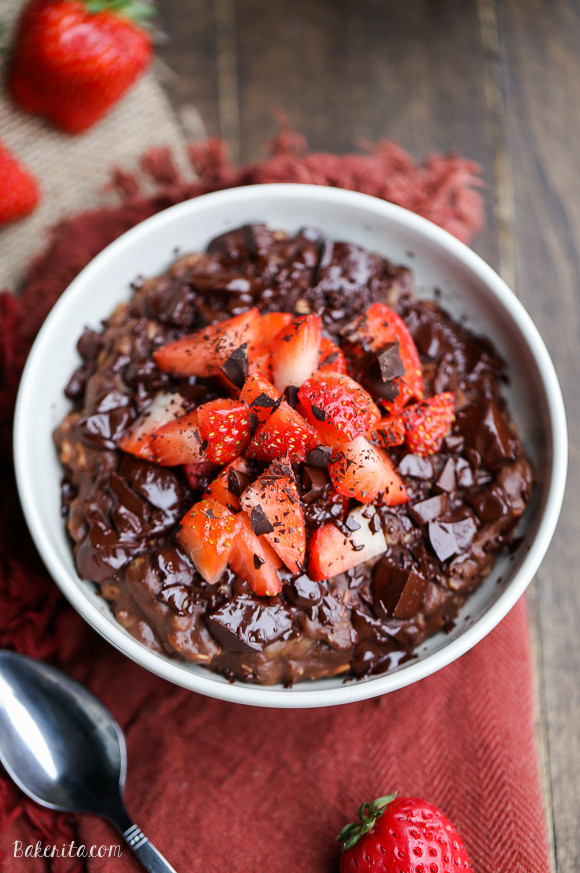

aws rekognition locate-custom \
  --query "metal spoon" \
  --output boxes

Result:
[0,651,177,873]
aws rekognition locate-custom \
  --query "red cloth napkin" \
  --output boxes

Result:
[0,133,550,873]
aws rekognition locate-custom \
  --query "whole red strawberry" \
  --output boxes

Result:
[8,0,153,133]
[0,141,40,225]
[338,794,472,873]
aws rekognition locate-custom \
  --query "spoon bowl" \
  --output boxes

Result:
[0,651,176,873]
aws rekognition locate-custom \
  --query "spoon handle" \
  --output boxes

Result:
[122,823,178,873]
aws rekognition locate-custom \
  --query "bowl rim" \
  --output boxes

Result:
[14,183,568,708]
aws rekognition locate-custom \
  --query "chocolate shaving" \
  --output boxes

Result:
[250,392,278,411]
[227,468,243,497]
[345,515,362,532]
[253,553,265,569]
[351,542,365,551]
[221,343,249,388]
[369,513,382,535]
[250,505,275,536]
[249,411,259,435]
[310,404,326,421]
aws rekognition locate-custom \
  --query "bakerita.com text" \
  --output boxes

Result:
[13,841,122,859]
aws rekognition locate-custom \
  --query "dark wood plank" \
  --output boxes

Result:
[155,0,220,143]
[235,0,500,268]
[156,0,500,270]
[500,1,580,870]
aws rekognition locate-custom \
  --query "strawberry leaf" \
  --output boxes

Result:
[337,793,397,851]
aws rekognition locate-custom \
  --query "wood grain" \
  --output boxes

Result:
[501,2,580,870]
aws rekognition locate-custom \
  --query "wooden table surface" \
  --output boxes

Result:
[154,1,578,869]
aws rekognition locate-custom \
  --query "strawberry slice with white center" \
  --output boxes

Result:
[308,505,387,581]
[197,398,252,464]
[260,311,294,343]
[239,456,305,574]
[239,372,282,424]
[271,313,322,392]
[149,410,206,466]
[298,372,381,445]
[229,512,283,596]
[341,302,424,411]
[245,401,317,462]
[328,435,408,505]
[118,392,187,460]
[204,457,252,512]
[318,336,347,374]
[154,307,261,378]
[178,498,239,584]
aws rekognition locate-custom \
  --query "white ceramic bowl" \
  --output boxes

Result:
[14,184,567,708]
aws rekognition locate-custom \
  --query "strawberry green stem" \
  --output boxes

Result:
[337,793,397,851]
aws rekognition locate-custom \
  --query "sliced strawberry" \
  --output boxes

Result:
[298,372,381,445]
[154,307,261,378]
[118,392,187,460]
[248,344,272,380]
[308,505,387,581]
[183,460,219,490]
[246,401,317,462]
[367,415,406,448]
[342,302,424,411]
[271,314,322,392]
[318,336,347,374]
[239,456,305,574]
[149,411,205,466]
[239,372,282,423]
[402,392,456,456]
[204,457,252,512]
[229,512,283,596]
[328,436,408,505]
[260,311,294,344]
[177,498,239,584]
[197,399,251,464]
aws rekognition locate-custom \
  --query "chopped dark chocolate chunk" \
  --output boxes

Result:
[249,504,275,536]
[305,445,333,468]
[469,486,508,522]
[441,517,477,551]
[373,558,429,620]
[455,457,475,489]
[377,341,405,382]
[310,404,326,421]
[456,397,519,470]
[303,465,328,494]
[253,553,265,569]
[428,521,458,562]
[443,433,465,453]
[221,343,249,388]
[435,458,456,493]
[286,574,322,609]
[345,514,362,532]
[285,385,300,407]
[408,494,448,525]
[207,595,293,653]
[398,453,433,480]
[250,392,279,411]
